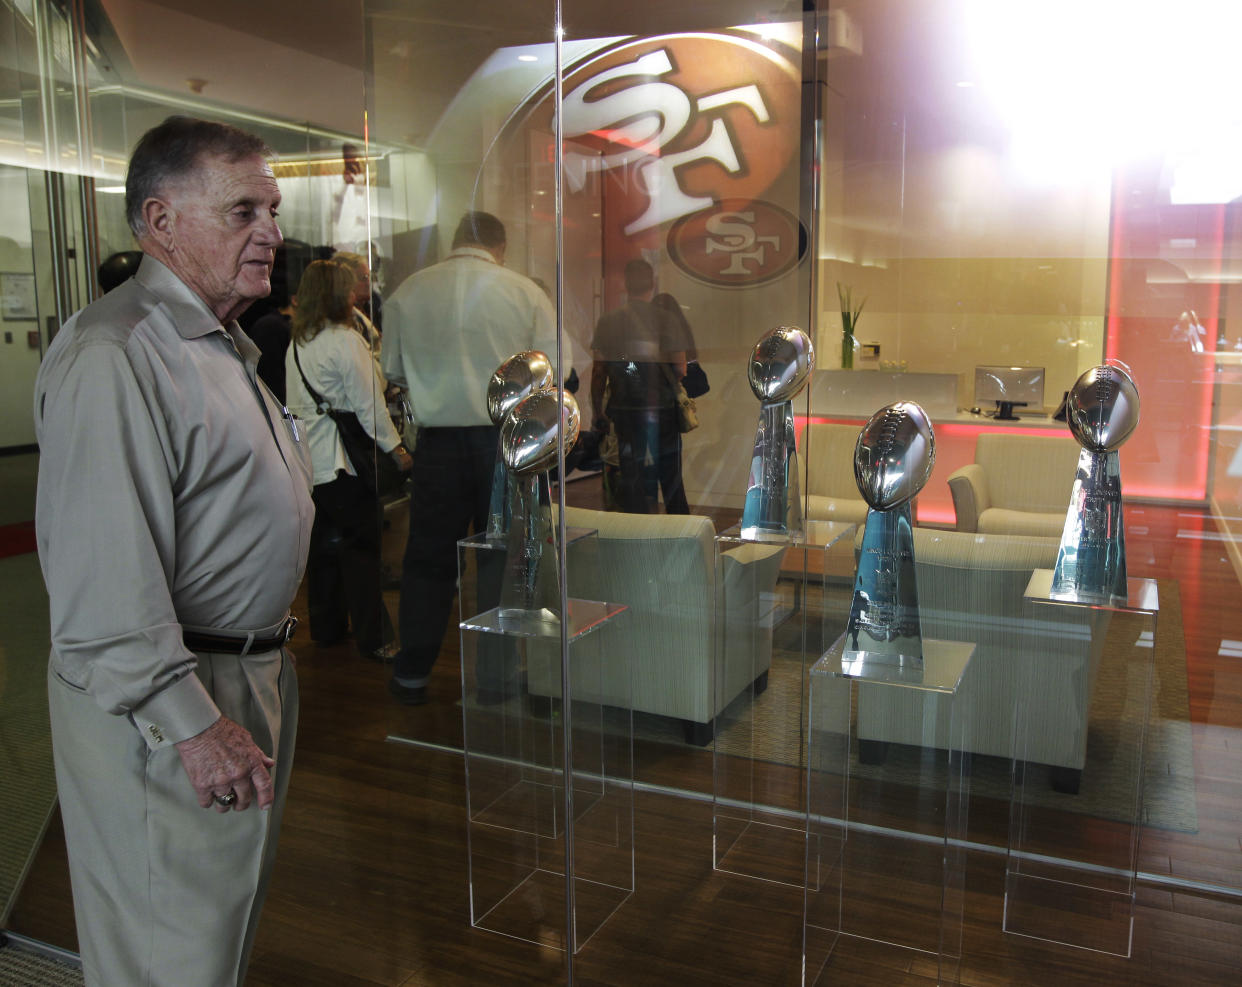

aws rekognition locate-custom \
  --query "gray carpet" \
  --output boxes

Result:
[0,946,82,987]
[0,553,56,926]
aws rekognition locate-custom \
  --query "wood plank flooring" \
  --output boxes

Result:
[7,488,1242,984]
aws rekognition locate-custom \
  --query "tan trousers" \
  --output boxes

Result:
[48,650,298,987]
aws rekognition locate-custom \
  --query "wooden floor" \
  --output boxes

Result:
[7,486,1242,985]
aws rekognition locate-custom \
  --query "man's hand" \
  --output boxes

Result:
[175,716,275,813]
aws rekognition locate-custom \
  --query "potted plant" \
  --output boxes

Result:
[837,282,866,370]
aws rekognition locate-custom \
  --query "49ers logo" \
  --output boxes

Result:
[552,32,801,274]
[667,198,804,288]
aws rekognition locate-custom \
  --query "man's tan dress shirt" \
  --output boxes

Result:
[33,255,314,749]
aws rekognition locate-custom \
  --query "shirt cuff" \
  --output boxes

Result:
[129,673,221,750]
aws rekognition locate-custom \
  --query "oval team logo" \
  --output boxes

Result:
[526,31,803,289]
[667,198,805,288]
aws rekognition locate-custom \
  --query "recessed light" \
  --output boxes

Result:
[518,54,538,63]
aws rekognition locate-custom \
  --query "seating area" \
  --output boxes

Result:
[526,506,785,744]
[789,425,1107,785]
[853,528,1109,790]
[521,428,1101,783]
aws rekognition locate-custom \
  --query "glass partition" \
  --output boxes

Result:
[3,1,1242,985]
[0,0,79,931]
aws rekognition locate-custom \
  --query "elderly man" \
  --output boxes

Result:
[381,210,559,704]
[33,116,313,986]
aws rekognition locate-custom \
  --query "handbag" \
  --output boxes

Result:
[660,362,699,433]
[681,360,710,398]
[292,342,404,497]
[676,384,699,433]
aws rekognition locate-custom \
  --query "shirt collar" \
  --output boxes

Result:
[447,246,498,264]
[134,254,238,340]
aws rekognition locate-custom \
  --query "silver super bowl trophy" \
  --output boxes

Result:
[740,326,815,541]
[1051,363,1140,601]
[844,402,936,671]
[497,388,580,626]
[485,351,555,541]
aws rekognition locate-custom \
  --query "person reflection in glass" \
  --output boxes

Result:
[590,259,688,514]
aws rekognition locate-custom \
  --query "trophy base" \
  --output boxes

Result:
[840,647,925,684]
[496,607,561,634]
[1047,583,1126,606]
[739,523,805,544]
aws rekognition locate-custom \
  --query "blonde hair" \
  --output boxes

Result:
[333,251,367,278]
[291,260,356,343]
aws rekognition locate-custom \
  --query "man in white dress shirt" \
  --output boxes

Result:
[33,115,314,986]
[381,210,558,703]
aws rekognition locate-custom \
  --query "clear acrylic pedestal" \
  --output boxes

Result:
[712,520,856,887]
[458,531,632,954]
[805,635,975,986]
[1005,569,1158,958]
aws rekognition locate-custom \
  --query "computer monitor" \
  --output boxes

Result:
[974,366,1045,420]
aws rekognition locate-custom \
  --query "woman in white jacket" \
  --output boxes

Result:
[285,259,411,660]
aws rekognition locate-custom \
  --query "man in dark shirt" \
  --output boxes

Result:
[590,259,688,513]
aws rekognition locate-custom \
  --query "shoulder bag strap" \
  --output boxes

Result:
[291,341,332,416]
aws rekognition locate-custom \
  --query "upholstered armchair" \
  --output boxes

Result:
[526,507,785,745]
[798,422,870,527]
[947,432,1080,536]
[854,528,1110,791]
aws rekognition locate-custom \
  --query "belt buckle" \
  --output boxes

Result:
[282,616,298,644]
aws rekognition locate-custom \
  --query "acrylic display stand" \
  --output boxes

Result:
[712,519,856,887]
[805,635,975,986]
[715,521,859,893]
[458,530,632,953]
[1005,569,1158,958]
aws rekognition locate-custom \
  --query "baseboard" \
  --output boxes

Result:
[0,931,81,969]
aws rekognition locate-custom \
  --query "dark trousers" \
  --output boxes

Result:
[612,407,689,514]
[395,426,511,685]
[308,471,393,655]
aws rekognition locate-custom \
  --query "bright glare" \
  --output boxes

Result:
[963,0,1242,190]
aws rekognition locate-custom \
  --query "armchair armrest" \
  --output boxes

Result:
[947,463,990,532]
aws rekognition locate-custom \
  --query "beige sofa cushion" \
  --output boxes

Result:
[975,432,1079,514]
[800,423,869,525]
[804,494,870,527]
[978,508,1065,538]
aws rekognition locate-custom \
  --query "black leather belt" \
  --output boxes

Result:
[183,617,297,655]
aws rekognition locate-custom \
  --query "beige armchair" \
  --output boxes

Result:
[798,422,870,527]
[947,432,1080,536]
[526,507,785,745]
[854,528,1110,791]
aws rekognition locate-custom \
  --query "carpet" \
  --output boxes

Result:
[0,945,83,987]
[0,554,57,926]
[637,579,1197,834]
